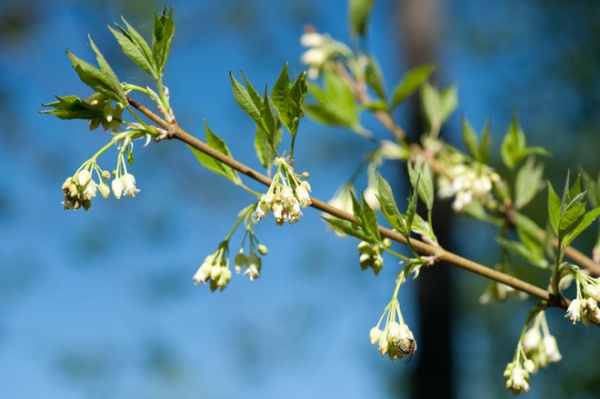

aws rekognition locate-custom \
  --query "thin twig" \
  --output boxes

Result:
[127,95,561,305]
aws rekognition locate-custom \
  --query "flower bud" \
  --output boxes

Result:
[234,250,246,274]
[112,178,124,199]
[98,182,110,199]
[77,170,91,187]
[369,327,381,345]
[257,244,268,255]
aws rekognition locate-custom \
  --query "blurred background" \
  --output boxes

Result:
[1,0,600,398]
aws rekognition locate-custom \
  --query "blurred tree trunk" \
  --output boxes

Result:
[394,1,455,398]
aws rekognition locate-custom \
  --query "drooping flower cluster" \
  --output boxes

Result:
[234,243,268,281]
[564,265,600,326]
[369,295,416,363]
[521,312,562,372]
[504,358,533,395]
[86,93,124,132]
[358,238,391,275]
[300,28,352,79]
[62,154,141,211]
[437,163,500,212]
[254,157,312,225]
[193,242,232,291]
[61,167,110,210]
[504,310,562,395]
[480,264,528,304]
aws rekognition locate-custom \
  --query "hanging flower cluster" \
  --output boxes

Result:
[437,163,500,212]
[255,157,312,225]
[504,310,562,395]
[62,169,108,210]
[300,28,352,79]
[357,239,391,275]
[564,265,600,325]
[369,295,416,363]
[234,243,268,281]
[193,242,232,291]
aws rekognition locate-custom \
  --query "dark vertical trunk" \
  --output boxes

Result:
[394,1,455,398]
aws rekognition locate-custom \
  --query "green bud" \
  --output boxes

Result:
[257,244,268,255]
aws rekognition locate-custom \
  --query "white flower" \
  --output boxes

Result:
[505,364,530,394]
[295,184,311,207]
[542,336,562,363]
[244,254,261,281]
[363,185,380,211]
[98,182,110,199]
[121,173,140,197]
[369,327,381,345]
[112,177,124,199]
[77,170,92,187]
[386,321,402,344]
[584,284,600,301]
[193,261,212,285]
[300,32,327,47]
[233,250,246,274]
[523,329,542,352]
[565,299,582,324]
[301,47,328,67]
[254,201,270,220]
[81,179,98,200]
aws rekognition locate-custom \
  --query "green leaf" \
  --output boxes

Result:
[559,200,586,238]
[272,63,307,139]
[421,82,457,135]
[240,70,264,109]
[439,85,458,123]
[376,171,405,233]
[581,170,600,208]
[189,121,242,186]
[563,206,600,247]
[254,125,275,168]
[362,100,388,112]
[287,71,308,138]
[152,6,175,77]
[67,38,126,104]
[322,216,373,242]
[349,0,375,38]
[405,182,419,235]
[501,112,550,169]
[365,55,386,100]
[230,71,263,126]
[109,17,157,78]
[360,192,381,241]
[461,117,480,161]
[408,159,434,212]
[498,238,548,269]
[390,64,435,109]
[40,95,105,120]
[479,120,492,164]
[261,88,278,142]
[305,69,361,132]
[547,181,561,236]
[514,157,545,209]
[514,212,544,252]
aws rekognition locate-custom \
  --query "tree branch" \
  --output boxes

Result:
[126,95,568,307]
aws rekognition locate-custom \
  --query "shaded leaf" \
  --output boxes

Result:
[376,171,405,233]
[349,0,375,38]
[189,121,241,186]
[514,157,545,209]
[40,95,104,120]
[152,6,175,77]
[109,17,156,78]
[322,217,372,242]
[391,64,435,109]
